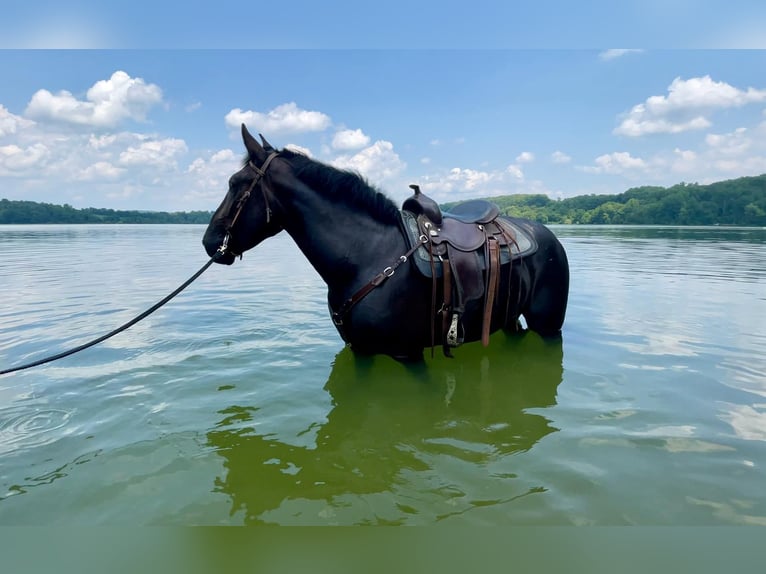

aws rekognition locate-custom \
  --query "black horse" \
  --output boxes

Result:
[203,125,569,360]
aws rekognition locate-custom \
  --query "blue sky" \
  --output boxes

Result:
[1,5,766,211]
[3,1,766,49]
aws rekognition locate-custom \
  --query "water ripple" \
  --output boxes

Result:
[0,406,73,455]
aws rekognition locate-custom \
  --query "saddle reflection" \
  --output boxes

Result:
[207,331,564,524]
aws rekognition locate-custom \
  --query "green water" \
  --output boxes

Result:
[0,224,764,525]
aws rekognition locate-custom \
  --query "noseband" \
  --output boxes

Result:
[218,151,280,256]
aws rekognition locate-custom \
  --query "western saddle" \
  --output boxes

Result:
[402,185,520,356]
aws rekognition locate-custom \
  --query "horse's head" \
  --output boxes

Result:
[202,124,284,264]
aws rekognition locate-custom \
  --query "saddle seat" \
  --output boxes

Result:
[403,185,500,227]
[443,199,500,224]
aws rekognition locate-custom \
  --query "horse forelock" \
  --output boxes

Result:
[278,148,401,225]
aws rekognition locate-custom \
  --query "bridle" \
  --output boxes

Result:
[218,151,280,256]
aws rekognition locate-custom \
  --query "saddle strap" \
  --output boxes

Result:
[497,223,518,323]
[429,240,437,357]
[332,234,427,332]
[482,238,501,346]
[441,259,454,358]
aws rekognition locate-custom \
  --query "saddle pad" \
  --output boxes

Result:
[401,210,538,279]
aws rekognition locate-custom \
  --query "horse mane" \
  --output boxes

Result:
[274,148,402,225]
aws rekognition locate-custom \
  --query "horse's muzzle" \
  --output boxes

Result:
[203,234,236,265]
[214,251,237,265]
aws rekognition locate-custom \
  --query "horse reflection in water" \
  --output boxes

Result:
[207,331,563,525]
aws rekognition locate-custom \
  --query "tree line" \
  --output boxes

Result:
[0,199,213,224]
[443,174,766,226]
[2,173,765,225]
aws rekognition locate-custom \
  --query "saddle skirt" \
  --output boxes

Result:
[400,192,539,354]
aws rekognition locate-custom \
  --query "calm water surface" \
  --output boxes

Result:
[0,224,764,525]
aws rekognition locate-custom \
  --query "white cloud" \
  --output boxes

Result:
[551,150,571,164]
[447,167,496,190]
[225,102,331,135]
[332,128,370,150]
[616,115,711,137]
[581,151,647,174]
[118,138,188,168]
[705,127,751,155]
[25,71,163,128]
[331,140,405,184]
[418,168,492,197]
[578,122,766,182]
[416,163,559,203]
[0,104,34,137]
[187,148,238,176]
[0,143,50,174]
[88,133,118,150]
[599,49,644,61]
[674,148,697,161]
[185,148,241,202]
[506,164,524,179]
[516,151,535,163]
[77,161,125,181]
[210,149,237,163]
[614,76,766,137]
[671,148,698,174]
[285,143,312,157]
[702,126,766,174]
[106,184,144,201]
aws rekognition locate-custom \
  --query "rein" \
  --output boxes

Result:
[1,151,281,376]
[0,252,224,376]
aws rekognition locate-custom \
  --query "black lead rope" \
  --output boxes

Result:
[0,252,222,376]
[2,151,279,377]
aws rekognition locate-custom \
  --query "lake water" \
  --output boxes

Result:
[0,224,764,525]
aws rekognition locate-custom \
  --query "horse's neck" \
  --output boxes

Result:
[280,195,403,292]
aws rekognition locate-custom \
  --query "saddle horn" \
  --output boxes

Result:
[403,183,442,225]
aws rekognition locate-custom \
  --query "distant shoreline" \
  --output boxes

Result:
[0,198,213,225]
[2,172,765,226]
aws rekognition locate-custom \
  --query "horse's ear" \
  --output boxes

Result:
[259,134,274,151]
[241,124,264,157]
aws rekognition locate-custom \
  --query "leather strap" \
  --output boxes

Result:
[428,241,437,357]
[482,238,501,346]
[226,151,280,236]
[441,259,453,357]
[497,219,522,323]
[332,234,428,332]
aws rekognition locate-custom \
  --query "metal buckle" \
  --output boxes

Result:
[217,232,231,254]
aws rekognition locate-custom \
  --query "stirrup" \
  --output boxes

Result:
[446,313,460,347]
